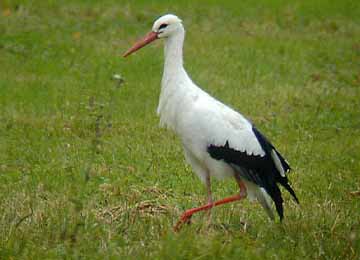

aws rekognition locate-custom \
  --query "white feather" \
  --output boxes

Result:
[153,14,270,210]
[157,21,264,179]
[271,149,286,177]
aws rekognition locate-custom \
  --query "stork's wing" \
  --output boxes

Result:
[207,123,299,220]
[194,98,266,157]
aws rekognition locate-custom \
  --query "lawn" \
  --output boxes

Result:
[0,0,359,259]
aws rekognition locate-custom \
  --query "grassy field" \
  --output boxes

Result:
[1,0,360,258]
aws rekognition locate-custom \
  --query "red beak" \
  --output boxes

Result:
[123,31,158,57]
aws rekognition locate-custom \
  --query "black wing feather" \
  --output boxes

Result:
[252,127,298,203]
[207,126,298,220]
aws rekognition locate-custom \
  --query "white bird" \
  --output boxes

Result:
[123,14,299,231]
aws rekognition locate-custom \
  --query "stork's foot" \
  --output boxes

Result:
[173,203,214,232]
[173,193,246,232]
[173,211,193,232]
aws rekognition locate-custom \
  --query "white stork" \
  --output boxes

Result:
[123,14,299,231]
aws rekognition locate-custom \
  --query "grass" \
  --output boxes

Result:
[0,0,359,258]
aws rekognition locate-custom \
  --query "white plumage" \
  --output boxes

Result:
[124,14,298,230]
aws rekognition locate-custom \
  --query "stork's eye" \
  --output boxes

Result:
[159,23,168,30]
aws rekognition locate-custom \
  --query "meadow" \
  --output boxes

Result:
[0,0,359,259]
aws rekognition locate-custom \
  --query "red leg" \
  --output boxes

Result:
[173,188,247,232]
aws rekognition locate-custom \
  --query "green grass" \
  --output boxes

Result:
[1,0,360,258]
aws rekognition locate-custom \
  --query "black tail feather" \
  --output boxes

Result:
[271,184,284,221]
[279,180,299,204]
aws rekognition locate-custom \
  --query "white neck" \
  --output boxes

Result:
[157,26,191,129]
[163,27,185,75]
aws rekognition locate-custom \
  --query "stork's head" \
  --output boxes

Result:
[123,14,183,57]
[152,14,183,39]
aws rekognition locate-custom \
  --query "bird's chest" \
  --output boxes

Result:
[157,78,191,131]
